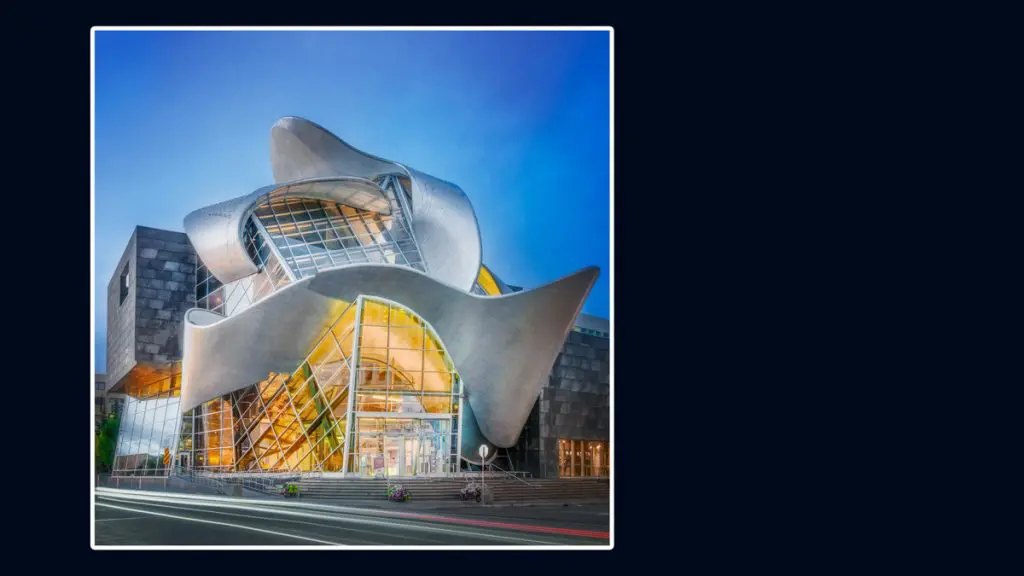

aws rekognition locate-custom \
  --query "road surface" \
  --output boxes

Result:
[94,488,609,547]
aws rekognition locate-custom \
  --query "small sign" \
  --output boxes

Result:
[478,444,489,459]
[162,448,171,466]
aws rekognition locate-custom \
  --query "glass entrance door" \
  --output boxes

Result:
[384,434,401,476]
[353,417,451,477]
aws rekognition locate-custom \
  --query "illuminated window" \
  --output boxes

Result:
[129,296,462,477]
[557,438,609,477]
[252,196,424,279]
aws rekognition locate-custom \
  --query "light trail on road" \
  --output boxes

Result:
[96,501,344,545]
[94,489,609,547]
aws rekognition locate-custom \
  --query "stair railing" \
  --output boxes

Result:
[485,461,535,486]
[172,465,228,494]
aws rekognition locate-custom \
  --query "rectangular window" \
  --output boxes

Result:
[119,263,130,305]
[558,438,609,477]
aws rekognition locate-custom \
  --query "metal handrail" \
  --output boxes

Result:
[189,467,321,494]
[485,461,535,486]
[171,465,228,494]
[449,471,525,479]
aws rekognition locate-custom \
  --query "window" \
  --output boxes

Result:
[557,439,609,477]
[119,263,130,305]
[572,325,609,339]
[253,196,424,279]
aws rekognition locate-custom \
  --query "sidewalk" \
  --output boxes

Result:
[96,483,607,511]
[294,496,609,511]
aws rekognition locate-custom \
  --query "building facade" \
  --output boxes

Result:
[507,314,610,478]
[105,116,608,478]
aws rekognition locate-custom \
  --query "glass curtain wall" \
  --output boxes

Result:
[194,218,291,317]
[178,397,235,472]
[346,297,463,477]
[252,194,425,280]
[179,300,358,473]
[196,188,425,317]
[172,296,462,475]
[112,371,182,476]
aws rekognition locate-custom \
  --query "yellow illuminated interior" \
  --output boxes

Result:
[475,264,502,296]
[558,439,609,477]
[122,297,461,477]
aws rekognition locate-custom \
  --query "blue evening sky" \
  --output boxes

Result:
[94,30,610,371]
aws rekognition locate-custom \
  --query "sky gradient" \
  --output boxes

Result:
[94,30,610,372]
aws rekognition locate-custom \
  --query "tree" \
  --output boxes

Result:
[96,415,120,473]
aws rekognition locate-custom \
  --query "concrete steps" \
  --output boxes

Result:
[294,477,609,503]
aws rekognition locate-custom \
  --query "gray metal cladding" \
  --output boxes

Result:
[180,264,599,448]
[183,177,390,285]
[180,116,601,458]
[268,116,482,291]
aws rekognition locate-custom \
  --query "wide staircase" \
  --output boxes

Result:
[295,476,609,504]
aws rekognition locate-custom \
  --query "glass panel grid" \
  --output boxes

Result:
[253,194,425,278]
[173,300,360,473]
[138,297,462,477]
[194,219,293,317]
[346,297,462,476]
[112,371,184,476]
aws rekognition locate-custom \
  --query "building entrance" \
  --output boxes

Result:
[352,416,452,477]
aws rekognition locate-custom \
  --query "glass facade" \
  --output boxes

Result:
[194,220,291,317]
[252,193,424,280]
[345,298,463,476]
[350,417,452,477]
[112,371,182,476]
[115,296,463,477]
[557,439,609,477]
[178,300,359,473]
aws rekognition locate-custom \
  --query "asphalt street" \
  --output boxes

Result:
[94,488,609,547]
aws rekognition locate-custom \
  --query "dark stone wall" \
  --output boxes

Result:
[134,227,196,365]
[508,329,610,478]
[106,226,196,388]
[107,230,138,387]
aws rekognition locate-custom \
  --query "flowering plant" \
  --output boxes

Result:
[460,482,492,502]
[280,483,300,498]
[388,483,411,502]
[460,482,480,501]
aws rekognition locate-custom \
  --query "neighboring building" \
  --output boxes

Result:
[507,313,610,478]
[95,373,125,427]
[106,225,195,394]
[108,116,607,478]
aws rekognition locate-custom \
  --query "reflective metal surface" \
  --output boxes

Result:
[268,116,483,291]
[403,166,482,292]
[183,176,389,284]
[180,116,603,469]
[181,264,599,450]
[270,116,400,183]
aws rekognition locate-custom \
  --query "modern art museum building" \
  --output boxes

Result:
[104,117,609,479]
